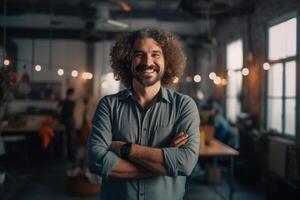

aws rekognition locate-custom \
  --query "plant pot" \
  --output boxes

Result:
[0,170,6,185]
[65,175,101,196]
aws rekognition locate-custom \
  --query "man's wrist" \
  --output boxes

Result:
[120,142,132,160]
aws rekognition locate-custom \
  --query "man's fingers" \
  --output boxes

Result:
[175,138,188,147]
[178,132,185,137]
[174,136,188,145]
[170,133,188,147]
[175,132,187,139]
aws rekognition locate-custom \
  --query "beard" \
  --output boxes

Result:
[132,64,164,87]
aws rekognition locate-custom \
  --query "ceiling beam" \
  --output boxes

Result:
[3,26,203,42]
[0,1,196,22]
[180,0,255,19]
[4,27,122,41]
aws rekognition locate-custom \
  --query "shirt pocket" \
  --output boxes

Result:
[150,124,175,147]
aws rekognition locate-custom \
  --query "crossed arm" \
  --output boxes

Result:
[87,97,200,179]
[108,133,189,178]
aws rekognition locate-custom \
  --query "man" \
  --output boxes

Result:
[58,88,76,161]
[88,27,200,200]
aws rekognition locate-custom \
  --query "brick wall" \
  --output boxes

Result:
[213,0,300,128]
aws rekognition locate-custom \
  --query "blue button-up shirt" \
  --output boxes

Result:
[88,87,200,200]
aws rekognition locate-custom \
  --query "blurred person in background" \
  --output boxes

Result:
[204,97,230,144]
[58,88,76,162]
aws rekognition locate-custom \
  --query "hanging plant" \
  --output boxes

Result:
[0,64,19,119]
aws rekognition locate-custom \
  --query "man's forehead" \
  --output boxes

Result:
[133,37,162,51]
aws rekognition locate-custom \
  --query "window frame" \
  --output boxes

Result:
[264,12,299,139]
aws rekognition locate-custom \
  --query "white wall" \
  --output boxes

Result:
[8,100,58,114]
[197,48,216,100]
[14,39,87,98]
[93,40,117,98]
[12,37,196,101]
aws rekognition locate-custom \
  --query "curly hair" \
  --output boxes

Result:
[110,27,187,88]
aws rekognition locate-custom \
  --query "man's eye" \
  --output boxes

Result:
[134,54,143,58]
[152,54,160,58]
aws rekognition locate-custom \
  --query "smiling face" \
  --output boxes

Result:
[131,37,165,87]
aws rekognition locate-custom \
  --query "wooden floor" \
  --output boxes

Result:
[0,157,264,200]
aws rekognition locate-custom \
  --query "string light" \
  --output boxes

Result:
[57,68,64,76]
[242,68,249,76]
[263,62,270,70]
[193,74,201,83]
[213,76,221,85]
[186,76,192,82]
[209,72,216,80]
[221,78,227,86]
[71,70,78,77]
[82,72,93,80]
[3,59,10,66]
[35,65,41,71]
[227,70,233,76]
[172,76,179,83]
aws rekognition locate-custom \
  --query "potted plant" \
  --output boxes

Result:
[0,167,6,185]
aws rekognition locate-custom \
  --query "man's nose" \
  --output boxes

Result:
[142,54,154,66]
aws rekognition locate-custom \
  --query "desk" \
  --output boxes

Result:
[199,139,239,200]
[0,124,65,159]
[1,124,65,133]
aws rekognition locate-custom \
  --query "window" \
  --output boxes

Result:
[0,47,4,62]
[266,16,297,137]
[226,39,243,123]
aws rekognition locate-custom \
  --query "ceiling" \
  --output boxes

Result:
[0,0,256,41]
[3,0,255,19]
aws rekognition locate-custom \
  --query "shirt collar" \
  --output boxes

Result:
[119,88,134,101]
[119,87,171,103]
[159,87,171,103]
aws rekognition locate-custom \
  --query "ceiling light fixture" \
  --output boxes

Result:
[106,19,129,29]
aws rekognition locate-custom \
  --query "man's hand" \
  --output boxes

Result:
[170,132,188,147]
[110,141,126,157]
[111,131,188,157]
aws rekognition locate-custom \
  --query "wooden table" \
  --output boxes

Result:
[0,124,65,159]
[200,139,239,157]
[0,124,65,133]
[199,139,239,200]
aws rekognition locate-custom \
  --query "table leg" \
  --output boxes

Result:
[229,156,234,200]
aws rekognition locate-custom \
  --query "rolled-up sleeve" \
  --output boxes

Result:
[87,97,120,178]
[162,97,200,176]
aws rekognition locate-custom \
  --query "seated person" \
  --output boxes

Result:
[202,97,230,145]
[214,113,230,144]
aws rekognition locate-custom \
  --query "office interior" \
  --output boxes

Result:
[0,0,299,199]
